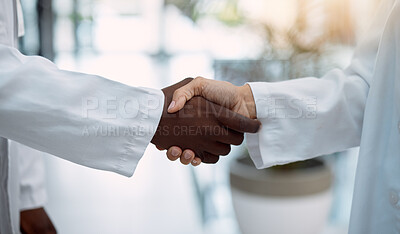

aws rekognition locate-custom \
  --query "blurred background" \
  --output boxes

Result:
[19,0,381,233]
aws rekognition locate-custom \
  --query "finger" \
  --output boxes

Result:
[206,142,231,156]
[216,128,244,146]
[166,146,182,161]
[168,77,206,113]
[167,96,186,113]
[156,145,165,151]
[201,152,219,164]
[180,149,195,165]
[216,108,261,133]
[191,157,202,166]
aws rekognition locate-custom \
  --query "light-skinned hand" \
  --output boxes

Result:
[154,78,260,165]
[162,77,259,165]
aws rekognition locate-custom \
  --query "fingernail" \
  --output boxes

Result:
[168,101,175,111]
[192,159,198,164]
[184,152,192,160]
[171,148,180,157]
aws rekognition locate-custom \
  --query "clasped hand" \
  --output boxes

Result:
[152,78,259,166]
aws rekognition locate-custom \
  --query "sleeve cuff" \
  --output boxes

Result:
[245,82,273,169]
[113,88,164,177]
[20,188,47,211]
[245,82,295,169]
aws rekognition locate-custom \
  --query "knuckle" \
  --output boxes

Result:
[203,153,219,163]
[221,145,231,156]
[234,134,245,145]
[212,156,220,164]
[194,76,205,84]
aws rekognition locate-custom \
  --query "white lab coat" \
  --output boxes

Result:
[9,141,48,233]
[246,0,400,233]
[16,143,47,212]
[0,0,164,233]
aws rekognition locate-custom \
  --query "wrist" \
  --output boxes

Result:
[239,84,257,119]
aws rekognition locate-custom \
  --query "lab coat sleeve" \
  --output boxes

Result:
[10,141,48,211]
[245,0,395,169]
[0,45,164,177]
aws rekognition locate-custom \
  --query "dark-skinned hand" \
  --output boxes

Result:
[20,207,57,234]
[151,78,261,164]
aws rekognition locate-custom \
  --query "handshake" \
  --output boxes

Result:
[151,78,260,166]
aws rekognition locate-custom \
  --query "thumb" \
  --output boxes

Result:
[168,95,187,113]
[168,78,204,113]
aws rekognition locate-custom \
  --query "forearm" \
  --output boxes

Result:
[246,70,369,168]
[11,141,47,210]
[0,45,163,177]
